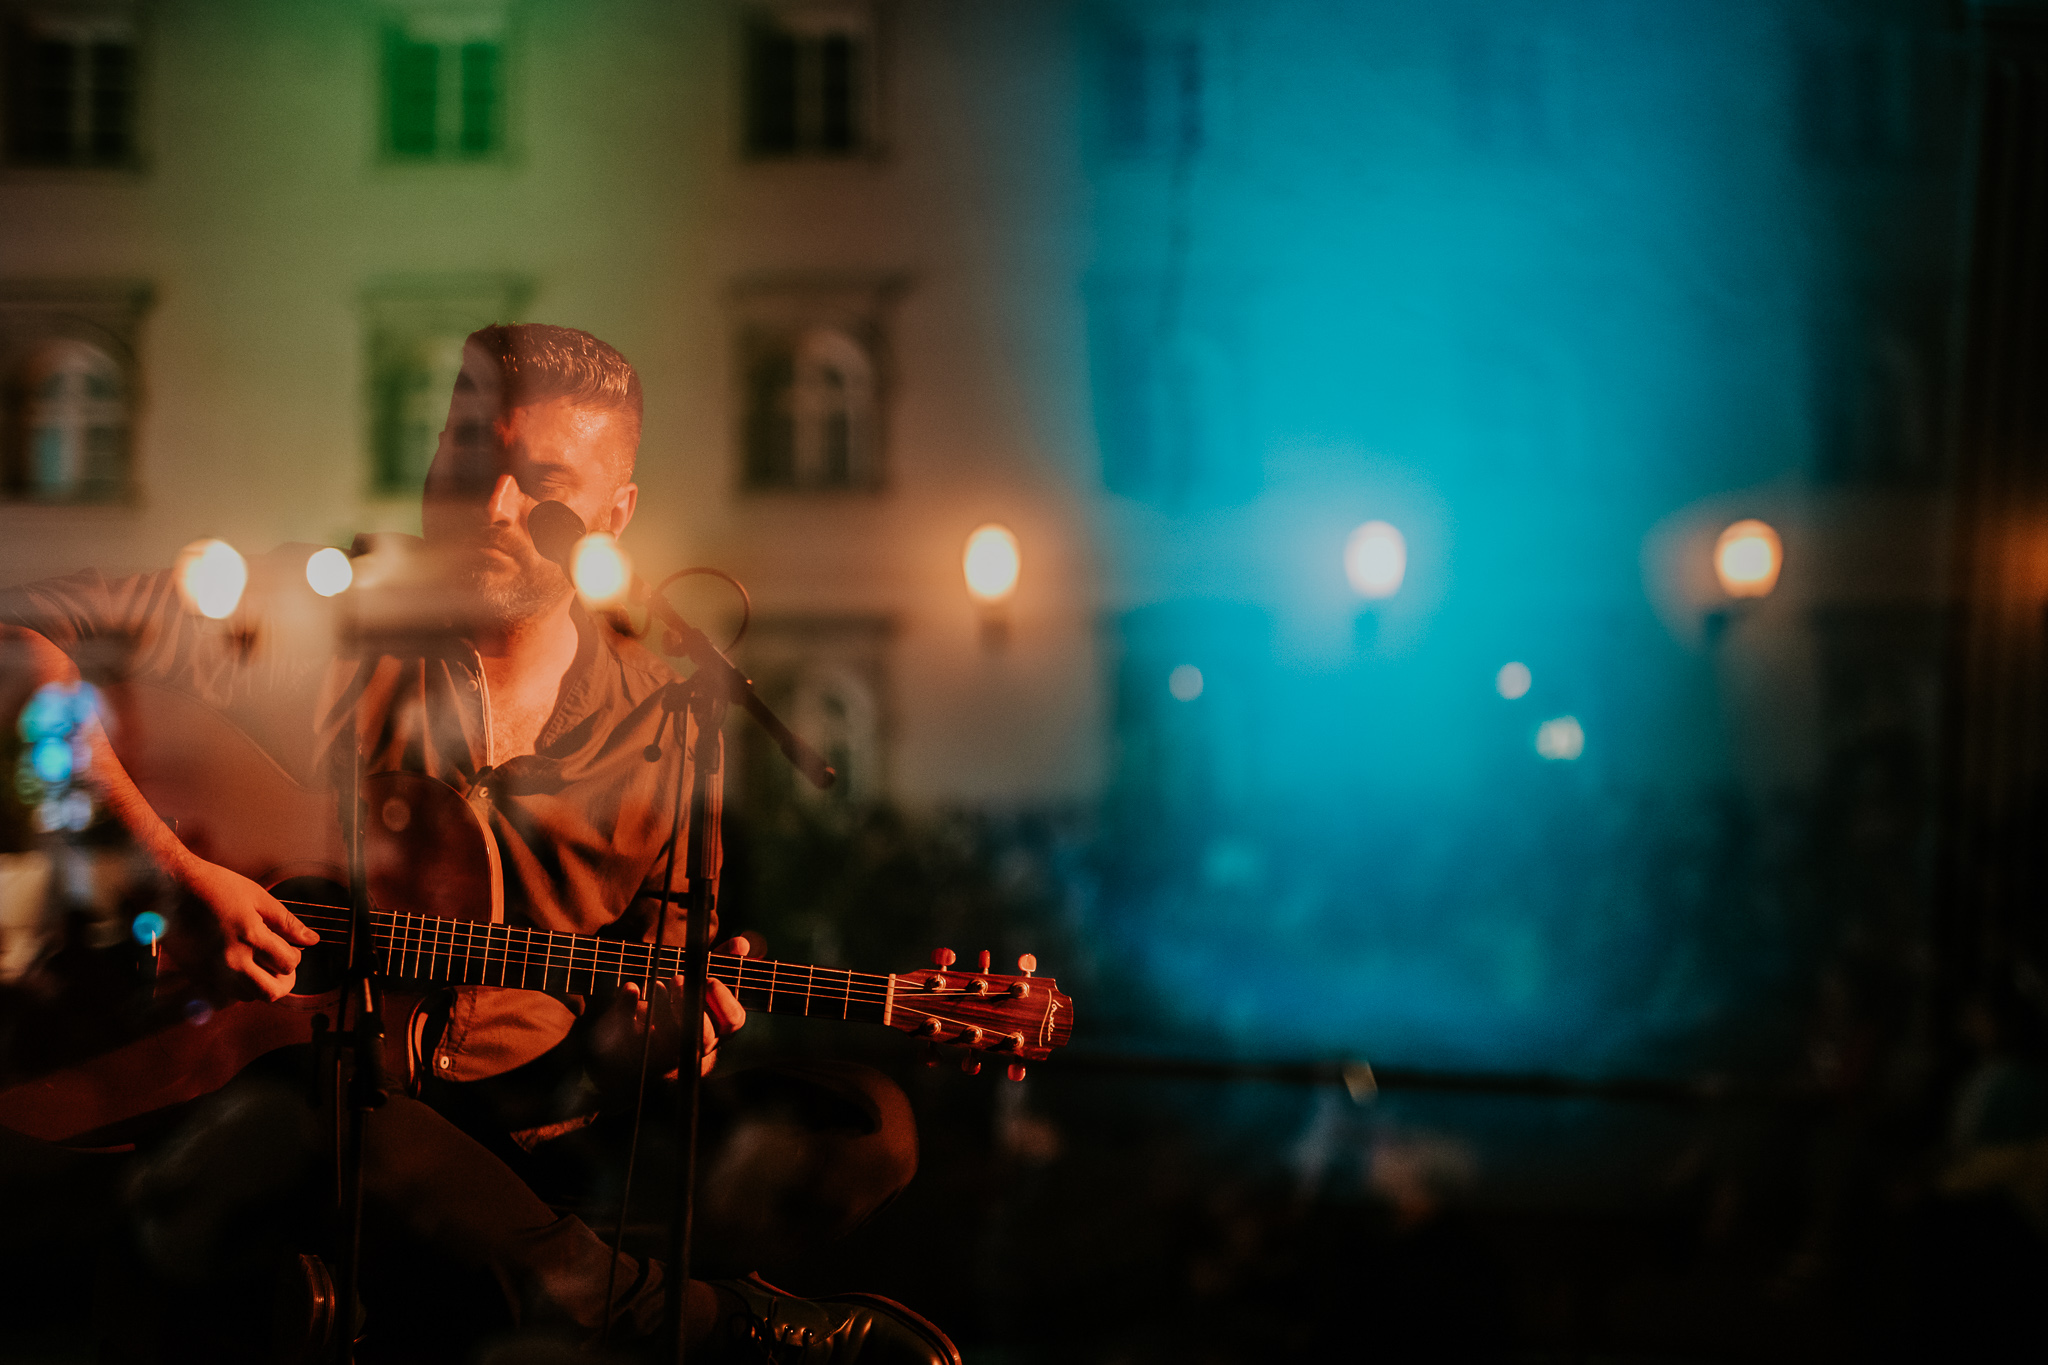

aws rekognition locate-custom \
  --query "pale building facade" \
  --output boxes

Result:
[0,0,1108,812]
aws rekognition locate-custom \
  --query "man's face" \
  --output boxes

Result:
[422,341,639,625]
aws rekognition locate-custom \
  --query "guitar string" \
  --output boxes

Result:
[264,904,1059,1045]
[272,897,969,999]
[271,904,1036,1018]
[271,901,1043,1016]
[274,902,913,1004]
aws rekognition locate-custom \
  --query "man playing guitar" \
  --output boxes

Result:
[0,325,956,1363]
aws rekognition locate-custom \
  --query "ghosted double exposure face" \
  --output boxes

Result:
[421,341,638,627]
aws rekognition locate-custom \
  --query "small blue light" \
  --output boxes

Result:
[18,687,70,742]
[131,911,166,946]
[31,737,72,784]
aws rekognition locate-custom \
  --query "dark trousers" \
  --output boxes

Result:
[6,1056,917,1361]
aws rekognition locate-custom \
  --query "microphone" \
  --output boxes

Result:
[527,501,836,790]
[528,499,587,574]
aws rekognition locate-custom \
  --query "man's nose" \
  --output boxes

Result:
[484,472,527,525]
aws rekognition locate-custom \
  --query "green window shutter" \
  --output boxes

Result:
[386,30,439,156]
[86,41,132,163]
[458,41,499,155]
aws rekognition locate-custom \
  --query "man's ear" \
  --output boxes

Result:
[607,481,638,537]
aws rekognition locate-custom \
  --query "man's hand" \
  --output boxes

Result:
[591,936,750,1082]
[166,857,322,1003]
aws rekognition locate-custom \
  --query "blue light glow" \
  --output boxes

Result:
[1074,0,1966,1076]
[30,738,72,785]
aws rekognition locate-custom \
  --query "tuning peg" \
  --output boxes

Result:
[1017,953,1037,977]
[930,947,956,968]
[1006,1063,1027,1082]
[976,949,992,973]
[960,1055,982,1076]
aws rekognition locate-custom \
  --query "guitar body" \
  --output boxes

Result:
[0,682,501,1146]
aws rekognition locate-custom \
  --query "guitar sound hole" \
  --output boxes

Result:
[270,876,351,996]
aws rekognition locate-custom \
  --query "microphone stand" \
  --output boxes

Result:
[331,735,386,1365]
[326,578,409,1365]
[627,578,835,1363]
[528,501,831,1359]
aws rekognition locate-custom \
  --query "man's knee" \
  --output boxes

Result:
[695,1061,918,1272]
[726,1060,917,1200]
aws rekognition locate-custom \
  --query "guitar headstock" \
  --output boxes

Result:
[886,948,1074,1079]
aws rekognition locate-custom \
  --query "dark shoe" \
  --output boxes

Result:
[706,1273,960,1365]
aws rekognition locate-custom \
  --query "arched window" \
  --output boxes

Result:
[374,331,468,495]
[789,664,880,805]
[8,339,128,501]
[790,327,875,487]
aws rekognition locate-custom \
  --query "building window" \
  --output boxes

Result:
[1086,273,1255,510]
[2,11,137,168]
[1100,22,1203,160]
[744,326,877,489]
[362,275,530,498]
[0,282,150,503]
[732,274,904,493]
[381,8,505,161]
[9,340,125,500]
[733,614,893,811]
[743,3,874,158]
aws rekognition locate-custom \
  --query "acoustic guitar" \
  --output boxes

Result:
[0,682,1073,1146]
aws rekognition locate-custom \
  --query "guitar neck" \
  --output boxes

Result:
[323,908,897,1026]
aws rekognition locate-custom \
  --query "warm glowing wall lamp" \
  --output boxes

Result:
[571,532,632,607]
[176,539,248,619]
[1345,521,1406,599]
[963,524,1020,604]
[1714,519,1782,599]
[963,524,1020,649]
[306,547,353,597]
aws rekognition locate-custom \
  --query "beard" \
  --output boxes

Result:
[441,527,572,628]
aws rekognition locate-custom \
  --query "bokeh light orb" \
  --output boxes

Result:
[176,539,248,619]
[1344,521,1406,599]
[1714,519,1782,598]
[305,546,353,597]
[571,532,631,605]
[963,524,1021,603]
[1536,715,1585,761]
[1168,664,1204,701]
[1496,661,1531,700]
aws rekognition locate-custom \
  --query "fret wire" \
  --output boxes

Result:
[287,904,920,1006]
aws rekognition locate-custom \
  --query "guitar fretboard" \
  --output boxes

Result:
[303,906,895,1024]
